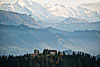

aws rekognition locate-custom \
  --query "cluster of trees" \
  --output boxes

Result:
[0,50,100,67]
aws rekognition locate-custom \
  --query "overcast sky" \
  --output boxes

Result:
[0,0,100,7]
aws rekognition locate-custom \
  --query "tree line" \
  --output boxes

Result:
[0,49,100,67]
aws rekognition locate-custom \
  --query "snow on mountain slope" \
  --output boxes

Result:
[80,2,100,11]
[43,4,100,22]
[0,10,41,28]
[42,4,78,18]
[0,24,100,55]
[0,0,65,23]
[0,3,14,11]
[0,0,100,23]
[76,6,100,22]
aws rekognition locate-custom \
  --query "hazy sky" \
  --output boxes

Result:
[0,0,100,7]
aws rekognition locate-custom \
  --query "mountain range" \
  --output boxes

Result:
[0,0,100,23]
[0,10,100,31]
[0,24,100,55]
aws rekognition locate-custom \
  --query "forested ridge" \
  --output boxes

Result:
[0,49,100,67]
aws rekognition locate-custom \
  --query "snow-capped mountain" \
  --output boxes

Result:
[0,24,100,55]
[43,4,100,22]
[0,0,65,23]
[0,0,100,23]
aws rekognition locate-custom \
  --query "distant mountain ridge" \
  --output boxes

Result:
[61,17,88,24]
[0,24,100,55]
[0,10,41,28]
[0,10,100,32]
[56,19,100,31]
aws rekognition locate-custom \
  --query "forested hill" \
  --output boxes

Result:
[0,49,100,67]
